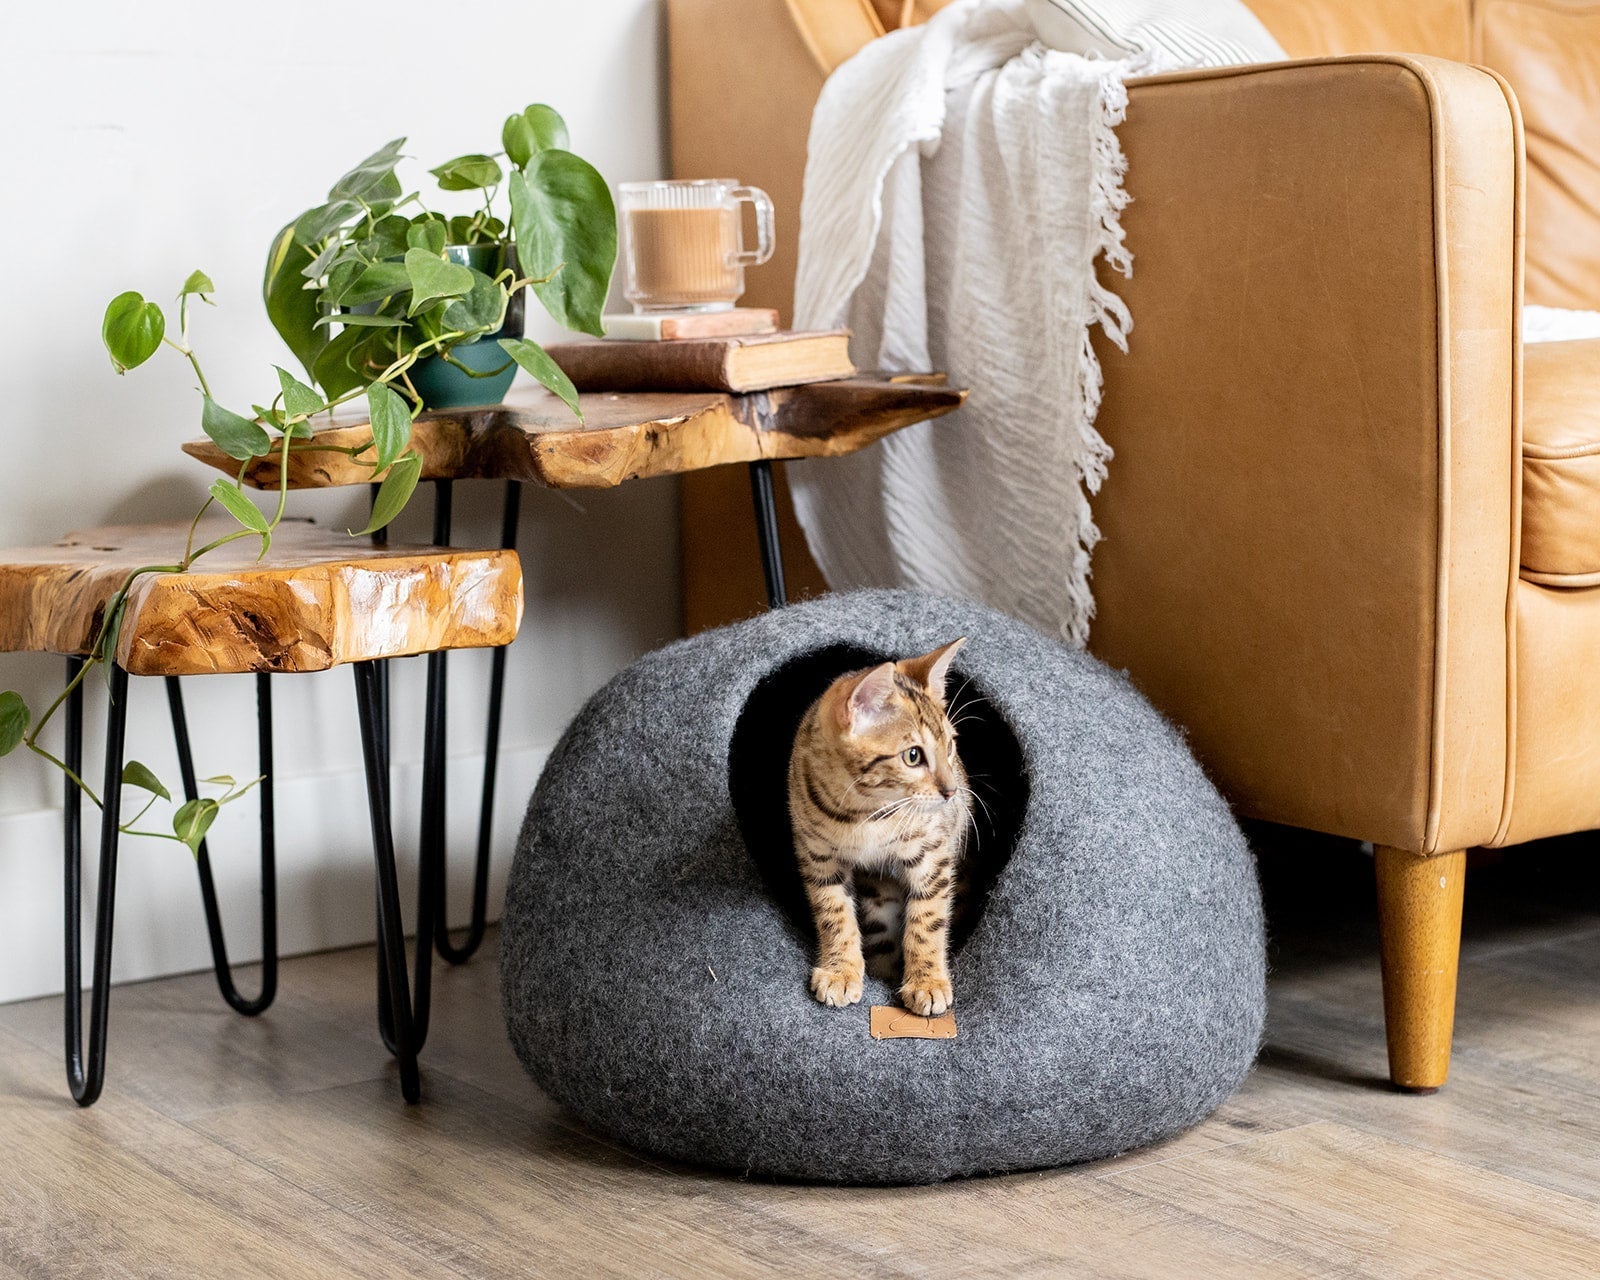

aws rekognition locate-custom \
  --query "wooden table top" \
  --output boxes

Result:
[182,374,966,491]
[0,519,523,674]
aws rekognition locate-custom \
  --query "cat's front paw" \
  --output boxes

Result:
[810,964,864,1008]
[899,973,953,1016]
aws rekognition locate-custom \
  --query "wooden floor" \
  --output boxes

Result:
[2,831,1598,1279]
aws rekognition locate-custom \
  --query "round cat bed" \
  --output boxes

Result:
[500,589,1264,1184]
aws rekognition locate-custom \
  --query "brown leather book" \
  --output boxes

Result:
[545,330,855,393]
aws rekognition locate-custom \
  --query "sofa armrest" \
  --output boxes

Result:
[1088,55,1522,853]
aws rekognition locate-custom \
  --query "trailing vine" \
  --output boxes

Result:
[0,103,616,851]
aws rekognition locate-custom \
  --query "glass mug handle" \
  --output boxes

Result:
[729,186,776,267]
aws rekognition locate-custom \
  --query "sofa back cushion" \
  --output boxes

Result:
[1245,0,1470,58]
[1249,0,1600,310]
[1478,1,1600,309]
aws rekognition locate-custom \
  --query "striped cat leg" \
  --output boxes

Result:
[856,871,905,982]
[803,862,866,1008]
[898,856,956,1016]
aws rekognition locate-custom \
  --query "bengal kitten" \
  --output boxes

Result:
[786,639,971,1016]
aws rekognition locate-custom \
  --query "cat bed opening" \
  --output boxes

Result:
[501,590,1265,1184]
[727,641,1027,955]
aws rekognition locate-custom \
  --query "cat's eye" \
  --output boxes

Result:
[902,746,925,767]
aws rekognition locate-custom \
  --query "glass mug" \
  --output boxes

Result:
[619,179,776,313]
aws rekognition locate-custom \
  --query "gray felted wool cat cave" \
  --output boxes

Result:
[500,589,1265,1184]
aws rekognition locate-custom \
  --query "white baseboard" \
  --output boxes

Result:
[0,745,548,1005]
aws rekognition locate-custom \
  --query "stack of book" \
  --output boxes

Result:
[545,308,855,395]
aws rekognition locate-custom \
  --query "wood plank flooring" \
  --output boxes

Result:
[2,830,1598,1279]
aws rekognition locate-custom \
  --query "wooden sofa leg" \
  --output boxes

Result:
[1374,845,1467,1093]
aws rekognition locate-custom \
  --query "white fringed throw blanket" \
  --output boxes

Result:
[792,0,1284,644]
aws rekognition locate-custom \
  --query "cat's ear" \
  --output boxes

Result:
[842,662,899,734]
[900,637,967,702]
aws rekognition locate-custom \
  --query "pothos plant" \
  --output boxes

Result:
[0,103,616,853]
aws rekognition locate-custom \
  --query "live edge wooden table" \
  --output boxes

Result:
[185,374,964,609]
[182,371,966,1086]
[0,519,522,1105]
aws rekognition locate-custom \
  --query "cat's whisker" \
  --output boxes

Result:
[965,772,1003,799]
[865,796,915,824]
[960,784,985,844]
[948,681,992,713]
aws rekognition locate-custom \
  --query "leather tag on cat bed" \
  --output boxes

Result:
[870,1006,957,1040]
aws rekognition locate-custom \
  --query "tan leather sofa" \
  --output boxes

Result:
[667,0,1600,1091]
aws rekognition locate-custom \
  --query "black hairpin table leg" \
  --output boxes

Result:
[354,659,421,1103]
[166,674,277,1015]
[371,476,519,1061]
[437,479,521,965]
[64,660,129,1107]
[374,480,457,1054]
[748,460,788,609]
[367,482,399,1050]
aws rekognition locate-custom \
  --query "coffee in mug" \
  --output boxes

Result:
[619,180,775,313]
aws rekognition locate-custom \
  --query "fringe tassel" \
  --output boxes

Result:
[1056,61,1143,647]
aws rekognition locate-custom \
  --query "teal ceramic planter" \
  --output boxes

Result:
[411,244,526,410]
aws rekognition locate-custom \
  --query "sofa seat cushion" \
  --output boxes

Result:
[1522,338,1600,585]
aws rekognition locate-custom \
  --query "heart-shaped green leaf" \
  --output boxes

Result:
[264,223,329,379]
[366,382,412,473]
[300,238,343,284]
[323,259,364,307]
[431,153,503,192]
[102,292,166,374]
[523,105,569,154]
[442,270,506,333]
[403,248,474,316]
[209,479,270,534]
[502,115,536,170]
[509,155,616,337]
[329,137,406,203]
[173,797,221,854]
[362,214,414,262]
[276,366,325,418]
[122,760,171,800]
[503,104,569,169]
[406,220,447,256]
[179,269,215,299]
[355,451,422,535]
[0,691,30,757]
[340,261,413,308]
[499,337,582,420]
[294,199,361,247]
[202,397,271,460]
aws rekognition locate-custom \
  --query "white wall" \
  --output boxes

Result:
[0,2,679,1002]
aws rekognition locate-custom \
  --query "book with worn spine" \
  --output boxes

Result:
[545,330,855,394]
[600,308,779,341]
